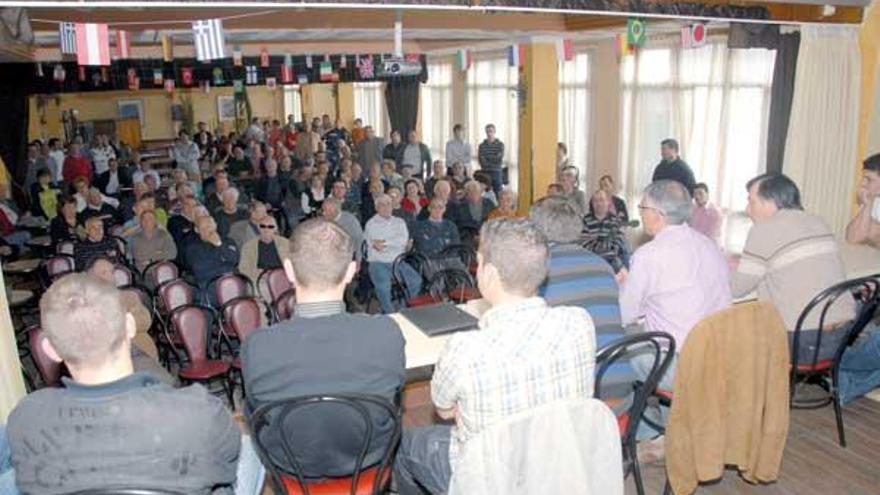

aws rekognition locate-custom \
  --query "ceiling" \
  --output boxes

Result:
[1,1,870,62]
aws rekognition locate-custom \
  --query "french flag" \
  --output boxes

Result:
[75,23,110,66]
[507,44,525,68]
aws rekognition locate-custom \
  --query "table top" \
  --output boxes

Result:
[3,258,41,274]
[392,299,490,370]
[10,289,34,307]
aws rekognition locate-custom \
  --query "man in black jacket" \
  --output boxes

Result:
[652,138,696,196]
[94,158,133,198]
[184,215,240,301]
[242,218,405,479]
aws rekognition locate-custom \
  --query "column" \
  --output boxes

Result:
[336,82,356,128]
[517,42,559,213]
[0,268,26,421]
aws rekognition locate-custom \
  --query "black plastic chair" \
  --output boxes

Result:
[437,243,476,271]
[427,268,479,304]
[248,393,401,495]
[595,331,676,495]
[790,275,880,447]
[390,251,430,306]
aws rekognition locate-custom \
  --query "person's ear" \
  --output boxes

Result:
[41,337,63,363]
[125,313,136,340]
[343,261,357,286]
[283,258,299,287]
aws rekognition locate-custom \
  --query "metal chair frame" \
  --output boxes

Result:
[248,393,401,495]
[595,331,676,495]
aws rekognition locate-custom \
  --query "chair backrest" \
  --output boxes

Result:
[143,260,179,289]
[391,251,429,294]
[448,398,623,495]
[28,325,62,387]
[427,268,476,303]
[170,304,215,363]
[437,243,476,270]
[257,267,292,304]
[211,272,253,308]
[595,332,676,445]
[44,255,75,279]
[222,297,262,341]
[56,240,75,256]
[248,394,401,495]
[113,264,135,288]
[272,289,296,322]
[157,278,196,314]
[792,275,880,371]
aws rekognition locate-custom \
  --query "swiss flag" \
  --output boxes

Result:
[75,23,111,66]
[182,67,193,86]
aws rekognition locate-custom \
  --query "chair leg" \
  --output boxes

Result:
[225,373,235,409]
[833,392,847,447]
[663,477,672,495]
[630,440,646,495]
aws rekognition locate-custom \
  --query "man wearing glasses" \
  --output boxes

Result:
[618,180,731,446]
[239,215,289,287]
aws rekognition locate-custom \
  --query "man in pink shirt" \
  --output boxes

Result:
[619,180,731,443]
[690,182,723,244]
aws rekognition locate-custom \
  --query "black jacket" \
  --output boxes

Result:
[652,158,696,197]
[94,168,133,196]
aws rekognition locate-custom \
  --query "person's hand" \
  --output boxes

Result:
[0,246,13,256]
[615,268,628,285]
[371,239,386,252]
[859,186,877,207]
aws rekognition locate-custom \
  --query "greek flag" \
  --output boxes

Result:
[59,22,77,54]
[192,19,225,61]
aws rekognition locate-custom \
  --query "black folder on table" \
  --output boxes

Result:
[399,303,479,337]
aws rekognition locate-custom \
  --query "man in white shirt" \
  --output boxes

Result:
[171,130,201,181]
[90,134,117,176]
[364,194,421,313]
[395,217,596,495]
[48,138,66,185]
[444,124,472,175]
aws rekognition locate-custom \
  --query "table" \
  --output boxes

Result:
[392,299,490,370]
[3,258,41,275]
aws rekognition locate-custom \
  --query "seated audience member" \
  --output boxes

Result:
[453,180,493,245]
[130,210,177,272]
[78,187,120,231]
[74,216,121,270]
[846,153,880,246]
[214,188,249,238]
[204,170,232,213]
[328,177,358,217]
[6,273,243,494]
[530,195,621,332]
[226,146,251,178]
[381,159,404,190]
[395,217,596,495]
[321,198,363,261]
[30,168,60,220]
[473,172,498,207]
[131,157,161,186]
[94,157,132,198]
[242,218,405,479]
[417,180,454,222]
[730,174,866,398]
[619,180,731,439]
[87,257,173,384]
[256,158,287,211]
[412,198,461,259]
[449,161,468,190]
[120,193,166,240]
[167,194,200,247]
[239,215,288,285]
[388,185,416,233]
[401,179,428,216]
[594,174,630,223]
[301,175,327,217]
[582,190,628,273]
[229,201,269,249]
[184,215,241,299]
[0,184,31,249]
[424,160,447,199]
[365,194,422,313]
[547,183,563,196]
[50,195,80,248]
[487,189,518,219]
[690,182,722,244]
[559,165,588,216]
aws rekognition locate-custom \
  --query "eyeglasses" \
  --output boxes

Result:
[637,203,665,215]
[259,224,276,229]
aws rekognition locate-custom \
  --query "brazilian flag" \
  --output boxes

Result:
[627,18,647,47]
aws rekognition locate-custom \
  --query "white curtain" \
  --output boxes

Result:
[620,39,775,212]
[783,26,860,236]
[354,82,390,138]
[558,50,592,187]
[467,53,519,190]
[282,85,303,123]
[421,58,454,163]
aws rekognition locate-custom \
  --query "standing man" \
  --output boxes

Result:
[651,138,696,196]
[91,134,117,176]
[356,125,386,170]
[400,131,432,179]
[47,138,66,185]
[477,124,504,195]
[845,153,880,247]
[63,141,93,186]
[172,130,202,182]
[445,124,472,175]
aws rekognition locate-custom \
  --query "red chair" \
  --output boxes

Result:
[272,289,297,322]
[56,240,75,256]
[154,278,196,366]
[43,255,75,281]
[28,325,62,387]
[210,272,254,308]
[221,297,263,395]
[257,267,293,303]
[113,264,135,288]
[142,260,179,291]
[170,304,233,406]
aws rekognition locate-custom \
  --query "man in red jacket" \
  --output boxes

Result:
[63,142,92,186]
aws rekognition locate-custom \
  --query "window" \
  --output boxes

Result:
[282,85,303,123]
[620,40,775,211]
[467,53,519,190]
[354,82,390,137]
[558,50,591,187]
[421,58,454,165]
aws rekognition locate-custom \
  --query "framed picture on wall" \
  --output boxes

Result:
[217,95,236,121]
[117,99,145,126]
